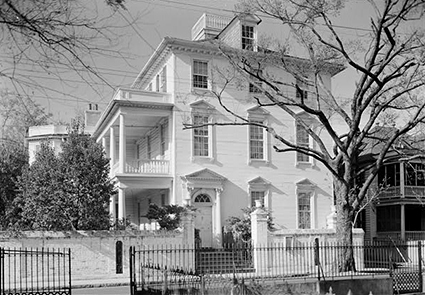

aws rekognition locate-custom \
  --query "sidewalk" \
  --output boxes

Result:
[72,275,129,289]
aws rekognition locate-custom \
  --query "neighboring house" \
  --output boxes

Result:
[27,105,101,165]
[93,13,344,248]
[359,127,425,242]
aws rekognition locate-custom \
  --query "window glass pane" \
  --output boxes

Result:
[193,60,208,88]
[242,25,254,50]
[193,115,209,157]
[296,123,309,162]
[251,191,265,207]
[298,192,311,229]
[249,121,264,159]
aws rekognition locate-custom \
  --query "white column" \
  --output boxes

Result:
[110,194,117,221]
[119,113,126,173]
[401,204,405,240]
[109,127,116,173]
[118,187,126,220]
[101,137,107,152]
[215,188,222,247]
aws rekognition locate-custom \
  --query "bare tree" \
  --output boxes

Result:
[0,0,127,114]
[186,0,425,271]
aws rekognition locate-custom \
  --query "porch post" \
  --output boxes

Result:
[118,187,126,220]
[109,127,116,174]
[215,188,222,248]
[119,113,126,173]
[101,137,107,152]
[110,194,117,221]
[401,204,406,240]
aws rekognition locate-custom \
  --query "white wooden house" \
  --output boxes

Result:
[93,13,344,248]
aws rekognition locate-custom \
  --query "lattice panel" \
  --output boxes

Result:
[393,271,421,294]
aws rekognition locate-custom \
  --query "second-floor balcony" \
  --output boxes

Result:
[112,159,170,175]
[378,186,425,203]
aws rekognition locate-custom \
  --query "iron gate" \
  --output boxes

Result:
[0,247,71,295]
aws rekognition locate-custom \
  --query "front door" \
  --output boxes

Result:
[193,194,213,248]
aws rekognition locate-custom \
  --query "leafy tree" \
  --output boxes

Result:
[146,203,189,230]
[225,207,274,243]
[187,0,425,271]
[16,120,115,230]
[0,143,28,229]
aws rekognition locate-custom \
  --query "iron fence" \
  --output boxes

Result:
[130,241,424,294]
[0,247,71,295]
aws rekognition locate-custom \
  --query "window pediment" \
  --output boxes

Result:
[296,178,316,189]
[247,106,269,117]
[190,100,215,110]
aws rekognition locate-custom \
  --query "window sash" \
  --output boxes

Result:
[193,60,208,89]
[298,192,311,229]
[249,122,264,159]
[193,115,209,157]
[242,25,254,50]
[296,123,310,162]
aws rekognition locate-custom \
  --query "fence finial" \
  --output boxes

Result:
[347,289,352,295]
[369,292,373,295]
[326,287,335,295]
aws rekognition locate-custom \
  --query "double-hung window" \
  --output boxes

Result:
[242,25,255,50]
[296,122,310,163]
[296,78,308,101]
[298,192,312,229]
[249,121,264,160]
[193,114,209,157]
[193,60,208,89]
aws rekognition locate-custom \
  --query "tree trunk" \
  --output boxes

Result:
[334,178,356,272]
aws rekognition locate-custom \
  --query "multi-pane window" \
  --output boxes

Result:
[193,60,208,89]
[296,79,308,100]
[160,124,166,156]
[296,122,310,163]
[250,121,264,160]
[378,163,401,187]
[160,66,167,92]
[405,163,425,186]
[195,194,211,203]
[298,192,311,229]
[249,82,261,93]
[251,191,265,207]
[242,25,255,50]
[193,115,209,157]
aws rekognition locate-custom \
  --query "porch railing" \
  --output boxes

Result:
[126,160,170,174]
[378,186,425,201]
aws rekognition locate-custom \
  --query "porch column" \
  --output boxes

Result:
[109,127,116,173]
[101,137,107,152]
[119,113,126,173]
[110,194,117,221]
[215,188,222,247]
[401,204,406,240]
[118,187,126,220]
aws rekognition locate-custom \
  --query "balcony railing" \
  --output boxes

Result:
[125,159,170,174]
[378,186,425,201]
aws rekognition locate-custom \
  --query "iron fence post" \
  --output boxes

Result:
[419,241,423,292]
[129,246,134,295]
[314,238,320,281]
[68,248,72,295]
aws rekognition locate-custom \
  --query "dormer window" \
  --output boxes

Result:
[242,25,255,51]
[296,78,308,101]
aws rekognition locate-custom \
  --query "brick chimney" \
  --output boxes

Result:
[85,103,101,128]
